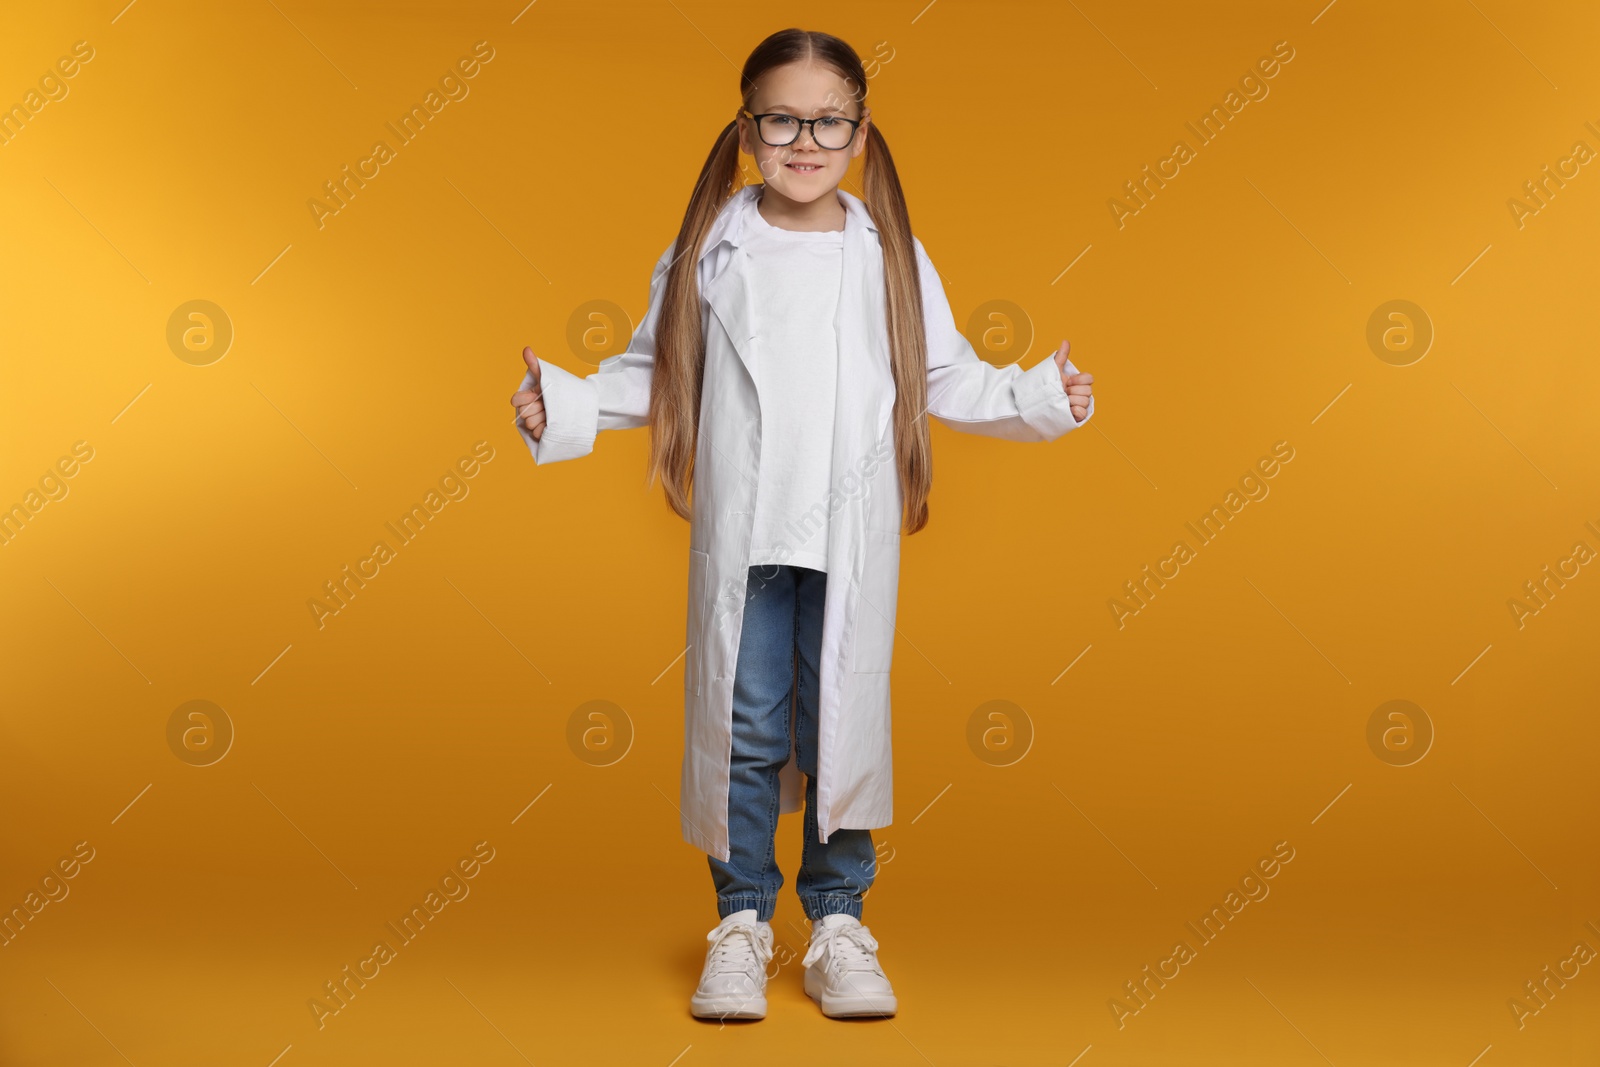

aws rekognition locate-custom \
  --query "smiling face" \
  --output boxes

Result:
[737,59,868,207]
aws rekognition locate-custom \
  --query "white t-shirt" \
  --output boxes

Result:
[742,190,843,573]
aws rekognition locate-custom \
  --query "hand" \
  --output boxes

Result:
[1053,340,1093,424]
[511,346,545,440]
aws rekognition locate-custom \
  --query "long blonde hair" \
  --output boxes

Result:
[645,28,933,535]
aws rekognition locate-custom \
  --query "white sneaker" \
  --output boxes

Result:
[690,909,775,1020]
[802,913,898,1017]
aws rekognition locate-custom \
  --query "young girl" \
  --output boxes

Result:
[510,28,1094,1021]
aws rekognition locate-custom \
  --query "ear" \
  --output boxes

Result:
[735,113,751,156]
[850,107,871,160]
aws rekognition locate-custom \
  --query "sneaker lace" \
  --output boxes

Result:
[802,921,881,975]
[705,919,774,975]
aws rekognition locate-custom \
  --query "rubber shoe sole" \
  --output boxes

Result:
[803,963,897,1017]
[690,990,767,1020]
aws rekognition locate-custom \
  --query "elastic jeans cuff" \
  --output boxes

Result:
[719,895,776,922]
[800,895,863,922]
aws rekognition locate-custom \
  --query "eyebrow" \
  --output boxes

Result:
[764,103,849,115]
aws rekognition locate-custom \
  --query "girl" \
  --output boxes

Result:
[510,28,1094,1021]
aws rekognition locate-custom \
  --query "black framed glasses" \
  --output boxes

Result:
[741,109,863,150]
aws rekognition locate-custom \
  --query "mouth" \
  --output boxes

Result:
[785,162,823,173]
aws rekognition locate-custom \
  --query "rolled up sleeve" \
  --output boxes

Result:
[515,361,600,465]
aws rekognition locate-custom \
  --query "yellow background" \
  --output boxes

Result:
[2,1,1597,1064]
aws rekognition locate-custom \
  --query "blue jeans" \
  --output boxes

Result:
[708,564,878,923]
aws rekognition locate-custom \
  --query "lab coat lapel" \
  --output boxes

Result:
[699,185,885,399]
[700,188,760,393]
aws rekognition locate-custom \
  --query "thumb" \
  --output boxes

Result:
[522,345,542,384]
[1054,339,1071,371]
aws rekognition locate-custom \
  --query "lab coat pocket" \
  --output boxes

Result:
[851,529,902,674]
[686,548,710,696]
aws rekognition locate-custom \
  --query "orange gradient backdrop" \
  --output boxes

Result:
[2,1,1597,1064]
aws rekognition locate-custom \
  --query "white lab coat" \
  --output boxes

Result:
[515,184,1094,860]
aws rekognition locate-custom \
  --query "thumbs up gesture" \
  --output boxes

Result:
[1053,340,1093,424]
[511,346,545,440]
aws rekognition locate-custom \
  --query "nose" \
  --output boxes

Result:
[792,120,821,151]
